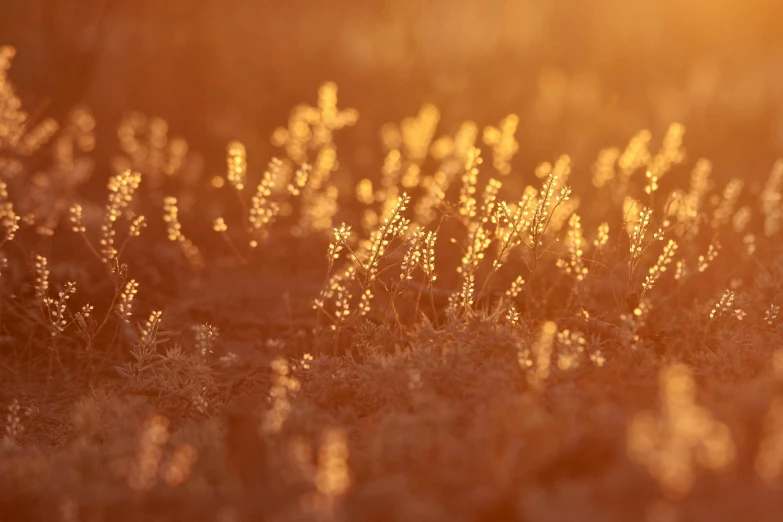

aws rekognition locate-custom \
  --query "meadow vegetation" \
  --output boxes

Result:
[1,44,783,521]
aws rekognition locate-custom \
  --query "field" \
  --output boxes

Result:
[2,2,783,521]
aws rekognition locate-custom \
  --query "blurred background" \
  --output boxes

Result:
[2,0,783,181]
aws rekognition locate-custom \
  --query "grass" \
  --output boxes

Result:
[2,43,783,522]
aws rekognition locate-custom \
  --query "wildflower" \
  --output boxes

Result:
[315,428,352,501]
[628,364,735,497]
[248,158,282,239]
[644,170,658,195]
[709,290,735,320]
[594,222,609,248]
[213,217,228,233]
[69,203,86,233]
[483,114,519,175]
[505,276,526,299]
[140,311,163,344]
[262,357,300,434]
[698,241,720,272]
[4,399,24,443]
[558,213,588,281]
[0,181,20,242]
[765,304,780,326]
[193,324,219,356]
[33,254,49,302]
[128,215,146,237]
[226,141,247,191]
[590,350,606,367]
[642,239,678,296]
[100,170,142,263]
[528,321,557,391]
[117,279,139,321]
